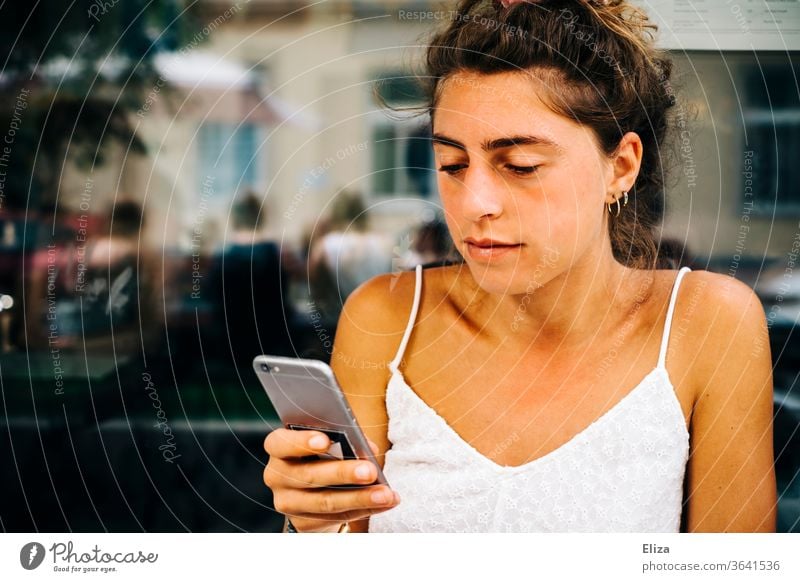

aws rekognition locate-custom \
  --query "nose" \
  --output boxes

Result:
[460,163,505,223]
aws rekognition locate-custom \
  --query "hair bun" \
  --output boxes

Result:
[497,0,615,8]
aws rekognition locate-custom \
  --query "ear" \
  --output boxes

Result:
[605,132,643,204]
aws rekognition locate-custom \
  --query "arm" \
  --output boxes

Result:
[329,271,413,532]
[683,273,777,532]
[262,271,412,534]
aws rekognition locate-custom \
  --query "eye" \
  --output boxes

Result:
[505,164,539,176]
[438,164,467,176]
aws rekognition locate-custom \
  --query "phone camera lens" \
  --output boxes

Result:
[260,363,271,373]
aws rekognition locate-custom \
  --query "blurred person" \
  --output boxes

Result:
[23,205,81,349]
[80,199,161,351]
[208,192,295,363]
[264,0,775,533]
[308,191,393,321]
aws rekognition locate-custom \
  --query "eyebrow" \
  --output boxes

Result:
[431,133,562,152]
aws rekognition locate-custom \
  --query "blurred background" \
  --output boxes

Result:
[0,0,797,532]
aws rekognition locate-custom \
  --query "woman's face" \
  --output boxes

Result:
[432,70,617,295]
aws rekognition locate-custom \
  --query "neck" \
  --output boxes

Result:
[456,244,654,350]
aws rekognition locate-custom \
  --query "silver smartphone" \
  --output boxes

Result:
[253,354,388,486]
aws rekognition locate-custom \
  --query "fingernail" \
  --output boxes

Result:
[354,464,372,480]
[309,435,328,450]
[393,491,401,504]
[371,490,388,504]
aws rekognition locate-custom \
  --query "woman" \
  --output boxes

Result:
[263,0,777,532]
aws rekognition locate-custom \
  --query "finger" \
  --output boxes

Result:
[264,457,379,489]
[281,457,381,489]
[264,428,331,459]
[276,484,400,517]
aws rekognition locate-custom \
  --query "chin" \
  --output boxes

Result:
[464,261,531,296]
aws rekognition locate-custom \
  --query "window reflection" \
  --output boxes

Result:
[0,3,796,533]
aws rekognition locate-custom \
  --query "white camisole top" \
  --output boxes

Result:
[369,265,692,533]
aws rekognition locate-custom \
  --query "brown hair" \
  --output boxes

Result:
[425,0,676,269]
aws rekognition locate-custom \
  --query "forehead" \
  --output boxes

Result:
[433,70,585,142]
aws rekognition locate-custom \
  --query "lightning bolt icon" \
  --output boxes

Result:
[28,545,38,566]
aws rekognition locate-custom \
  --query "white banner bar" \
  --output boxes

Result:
[1,533,797,581]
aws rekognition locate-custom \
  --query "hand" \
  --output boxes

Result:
[263,428,401,532]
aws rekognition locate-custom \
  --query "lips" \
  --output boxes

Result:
[463,238,522,262]
[463,237,520,248]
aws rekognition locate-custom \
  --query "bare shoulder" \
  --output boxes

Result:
[679,269,769,365]
[329,268,420,459]
[331,263,452,384]
[648,268,770,410]
[335,268,419,346]
[681,268,762,306]
[674,269,776,531]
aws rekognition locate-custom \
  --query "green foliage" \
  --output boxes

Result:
[0,0,202,209]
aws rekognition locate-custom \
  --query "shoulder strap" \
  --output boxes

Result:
[657,266,692,369]
[389,264,423,373]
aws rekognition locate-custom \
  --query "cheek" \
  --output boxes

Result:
[437,176,454,202]
[521,184,581,242]
[542,164,604,238]
[440,202,466,244]
[438,185,467,228]
[520,191,599,266]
